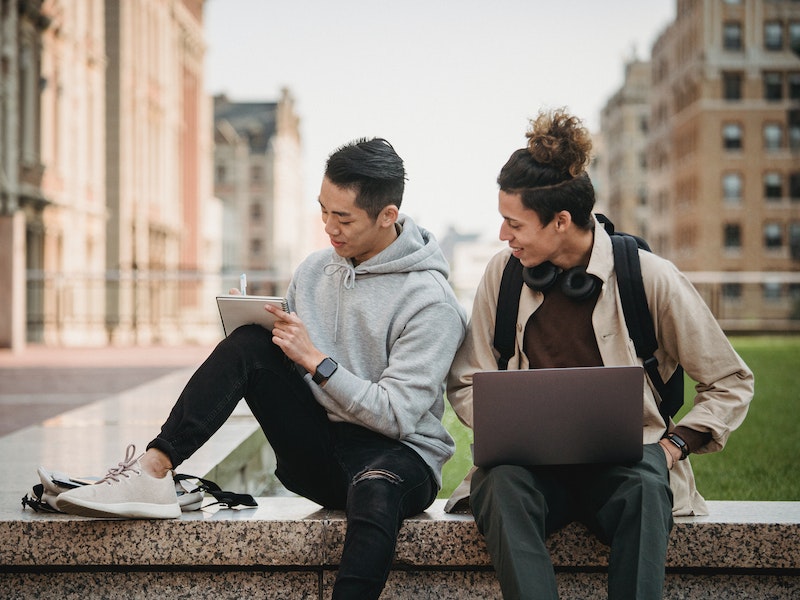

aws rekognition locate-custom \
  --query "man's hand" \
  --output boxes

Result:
[266,303,326,374]
[658,438,682,470]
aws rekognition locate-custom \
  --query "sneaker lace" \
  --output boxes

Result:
[98,444,141,484]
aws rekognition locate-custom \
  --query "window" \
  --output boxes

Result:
[723,123,743,149]
[789,110,800,151]
[764,222,783,249]
[723,72,743,100]
[791,22,800,54]
[251,165,263,182]
[216,165,226,183]
[250,202,262,220]
[722,283,742,300]
[763,123,783,150]
[791,172,800,200]
[791,223,800,260]
[791,123,800,152]
[724,22,743,50]
[764,172,782,200]
[790,73,800,100]
[762,282,782,301]
[764,21,783,50]
[723,172,743,203]
[724,223,742,249]
[763,72,783,101]
[250,239,262,255]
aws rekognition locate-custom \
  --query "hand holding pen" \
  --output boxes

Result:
[228,273,247,296]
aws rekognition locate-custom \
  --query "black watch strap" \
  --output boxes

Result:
[665,433,689,460]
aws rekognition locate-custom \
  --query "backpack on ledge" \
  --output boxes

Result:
[492,213,684,430]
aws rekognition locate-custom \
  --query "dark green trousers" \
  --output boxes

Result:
[470,443,674,600]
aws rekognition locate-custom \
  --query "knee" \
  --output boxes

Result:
[472,465,528,497]
[227,323,274,348]
[471,465,540,514]
[347,469,405,527]
[225,324,283,362]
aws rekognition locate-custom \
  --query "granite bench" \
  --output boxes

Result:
[2,498,799,599]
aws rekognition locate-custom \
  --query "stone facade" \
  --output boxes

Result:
[1,0,221,348]
[104,0,213,345]
[600,60,652,238]
[604,0,800,329]
[0,0,51,350]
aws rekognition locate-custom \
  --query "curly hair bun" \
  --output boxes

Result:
[525,108,592,178]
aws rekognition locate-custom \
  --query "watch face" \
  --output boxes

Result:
[315,358,338,381]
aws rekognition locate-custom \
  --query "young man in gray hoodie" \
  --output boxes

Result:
[56,138,468,599]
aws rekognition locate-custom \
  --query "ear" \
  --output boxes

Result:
[379,205,399,228]
[554,210,572,232]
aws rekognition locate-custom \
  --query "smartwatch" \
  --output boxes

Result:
[665,433,689,460]
[312,357,338,385]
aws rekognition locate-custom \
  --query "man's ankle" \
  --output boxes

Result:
[140,449,173,479]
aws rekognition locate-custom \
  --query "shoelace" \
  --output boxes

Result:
[98,443,141,484]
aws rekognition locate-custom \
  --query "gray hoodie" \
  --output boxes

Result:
[286,214,467,488]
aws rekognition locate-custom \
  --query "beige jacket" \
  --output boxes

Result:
[446,219,753,516]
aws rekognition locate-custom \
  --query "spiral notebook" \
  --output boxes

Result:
[472,365,644,467]
[216,295,289,337]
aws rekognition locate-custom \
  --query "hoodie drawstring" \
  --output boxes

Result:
[323,262,357,341]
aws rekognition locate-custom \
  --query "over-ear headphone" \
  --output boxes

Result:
[522,262,600,301]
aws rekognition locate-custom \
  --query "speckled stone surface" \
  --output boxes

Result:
[2,572,321,600]
[5,499,800,568]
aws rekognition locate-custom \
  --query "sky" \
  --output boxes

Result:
[204,0,675,241]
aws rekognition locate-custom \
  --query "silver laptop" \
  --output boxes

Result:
[472,366,644,467]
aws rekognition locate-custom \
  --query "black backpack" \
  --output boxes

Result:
[492,214,684,430]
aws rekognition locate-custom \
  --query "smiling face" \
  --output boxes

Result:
[498,190,561,268]
[319,176,398,266]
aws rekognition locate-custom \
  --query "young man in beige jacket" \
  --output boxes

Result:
[446,110,753,600]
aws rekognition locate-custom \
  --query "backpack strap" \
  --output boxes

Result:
[493,255,524,370]
[173,473,257,508]
[610,235,683,429]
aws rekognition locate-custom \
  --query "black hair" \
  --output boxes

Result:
[498,109,595,229]
[324,138,406,220]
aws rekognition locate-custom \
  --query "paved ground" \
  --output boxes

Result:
[0,344,215,436]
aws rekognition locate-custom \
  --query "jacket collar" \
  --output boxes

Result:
[586,214,615,284]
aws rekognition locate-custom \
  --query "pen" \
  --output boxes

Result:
[240,273,247,295]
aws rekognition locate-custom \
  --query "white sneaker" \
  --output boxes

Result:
[55,444,180,519]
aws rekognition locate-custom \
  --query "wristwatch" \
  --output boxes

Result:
[312,357,338,385]
[665,433,689,460]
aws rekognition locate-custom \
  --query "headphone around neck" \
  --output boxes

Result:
[522,262,600,301]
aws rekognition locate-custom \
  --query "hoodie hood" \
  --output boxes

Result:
[322,214,449,284]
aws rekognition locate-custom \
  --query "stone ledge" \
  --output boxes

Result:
[3,499,799,571]
[3,498,799,599]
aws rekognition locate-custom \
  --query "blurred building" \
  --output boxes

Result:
[104,0,213,345]
[0,0,224,349]
[600,0,800,330]
[213,90,305,296]
[599,59,652,239]
[35,0,107,346]
[0,0,52,350]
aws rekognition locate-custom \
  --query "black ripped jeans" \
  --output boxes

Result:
[148,325,437,599]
